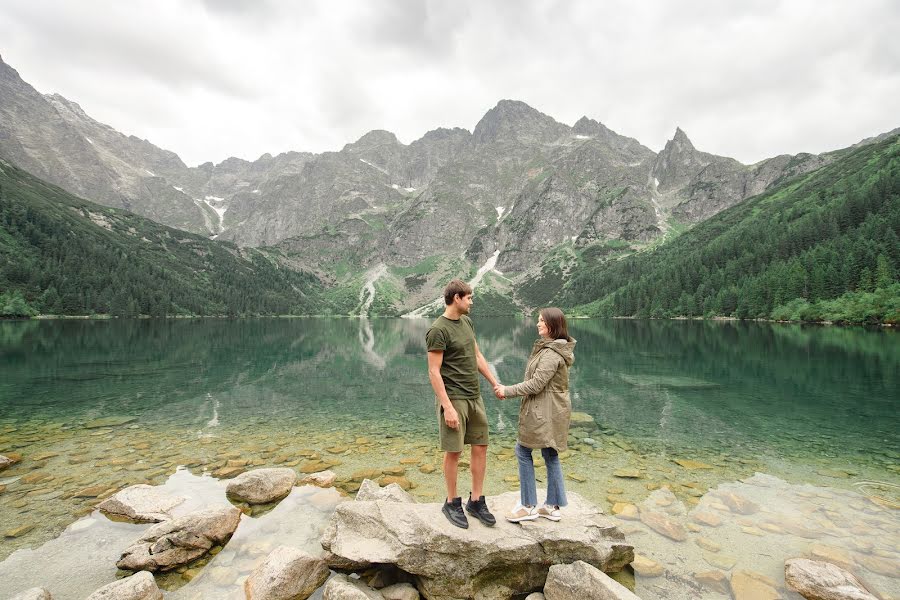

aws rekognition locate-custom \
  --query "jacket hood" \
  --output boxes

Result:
[534,337,576,366]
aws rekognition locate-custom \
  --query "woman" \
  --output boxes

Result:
[494,307,575,523]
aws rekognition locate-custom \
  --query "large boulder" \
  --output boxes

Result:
[8,588,52,600]
[85,571,163,600]
[323,574,384,600]
[321,491,632,600]
[226,468,297,504]
[244,545,331,600]
[116,506,242,572]
[355,479,416,503]
[785,558,878,600]
[543,561,640,600]
[97,485,185,523]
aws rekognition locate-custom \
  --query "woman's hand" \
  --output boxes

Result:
[493,384,505,399]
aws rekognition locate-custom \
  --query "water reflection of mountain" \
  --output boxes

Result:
[568,319,899,457]
[1,318,896,461]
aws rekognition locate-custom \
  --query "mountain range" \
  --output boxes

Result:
[0,54,897,317]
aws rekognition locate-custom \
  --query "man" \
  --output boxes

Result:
[426,279,498,529]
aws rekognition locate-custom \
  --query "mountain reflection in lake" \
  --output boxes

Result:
[0,318,897,599]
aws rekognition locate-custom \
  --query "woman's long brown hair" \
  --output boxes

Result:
[540,307,571,341]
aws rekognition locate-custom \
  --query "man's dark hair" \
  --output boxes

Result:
[540,307,571,341]
[444,279,473,305]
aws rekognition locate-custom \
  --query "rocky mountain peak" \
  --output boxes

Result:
[572,116,624,141]
[416,127,471,143]
[344,129,401,151]
[672,127,694,149]
[473,99,569,146]
[0,56,23,82]
[655,127,699,166]
[44,93,100,126]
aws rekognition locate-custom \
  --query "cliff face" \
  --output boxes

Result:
[0,58,209,233]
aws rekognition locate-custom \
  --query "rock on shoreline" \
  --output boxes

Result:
[226,467,298,505]
[244,545,330,600]
[116,506,241,572]
[785,558,878,600]
[97,485,185,523]
[321,489,633,600]
[85,571,162,600]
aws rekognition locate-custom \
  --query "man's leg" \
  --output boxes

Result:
[443,450,460,502]
[465,443,496,526]
[470,444,487,498]
[442,450,468,528]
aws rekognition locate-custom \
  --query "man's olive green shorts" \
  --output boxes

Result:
[437,396,489,452]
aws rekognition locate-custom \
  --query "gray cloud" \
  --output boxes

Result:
[1,0,897,166]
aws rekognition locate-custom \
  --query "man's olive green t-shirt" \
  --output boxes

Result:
[426,315,480,399]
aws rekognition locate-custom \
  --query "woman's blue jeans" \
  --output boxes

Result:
[515,442,568,508]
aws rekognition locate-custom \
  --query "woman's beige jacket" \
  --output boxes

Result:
[501,337,576,452]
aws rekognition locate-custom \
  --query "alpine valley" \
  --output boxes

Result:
[1,55,897,321]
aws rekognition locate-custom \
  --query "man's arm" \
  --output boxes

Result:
[428,350,459,429]
[474,341,499,388]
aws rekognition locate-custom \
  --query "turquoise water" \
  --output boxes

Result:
[0,318,898,599]
[3,318,896,460]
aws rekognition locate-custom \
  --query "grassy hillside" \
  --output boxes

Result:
[0,159,323,317]
[556,135,900,324]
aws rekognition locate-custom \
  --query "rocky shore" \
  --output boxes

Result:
[2,467,638,600]
[2,460,895,600]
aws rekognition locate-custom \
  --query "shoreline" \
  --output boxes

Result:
[3,314,895,327]
[1,444,898,599]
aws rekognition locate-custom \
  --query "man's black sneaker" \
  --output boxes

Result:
[465,493,497,527]
[442,497,469,529]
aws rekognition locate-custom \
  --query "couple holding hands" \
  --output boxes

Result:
[426,279,576,529]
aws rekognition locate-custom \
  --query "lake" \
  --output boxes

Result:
[0,318,898,599]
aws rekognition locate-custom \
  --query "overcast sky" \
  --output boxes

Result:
[2,0,898,167]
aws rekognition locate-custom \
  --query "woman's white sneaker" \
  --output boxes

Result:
[505,504,539,523]
[536,504,561,521]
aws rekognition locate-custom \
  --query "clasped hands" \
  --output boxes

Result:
[493,383,505,399]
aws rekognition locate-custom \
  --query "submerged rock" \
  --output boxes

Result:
[0,454,16,471]
[729,570,780,600]
[8,588,52,600]
[226,468,297,504]
[714,491,759,515]
[116,506,241,572]
[673,458,713,470]
[85,571,162,600]
[84,417,137,429]
[97,485,185,523]
[568,412,596,429]
[611,503,639,520]
[300,470,337,488]
[543,561,640,600]
[630,554,663,577]
[693,570,729,595]
[639,510,688,541]
[784,558,877,600]
[244,545,330,600]
[321,491,632,600]
[612,469,642,479]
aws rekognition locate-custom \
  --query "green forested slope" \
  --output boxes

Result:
[557,135,900,324]
[0,160,322,317]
